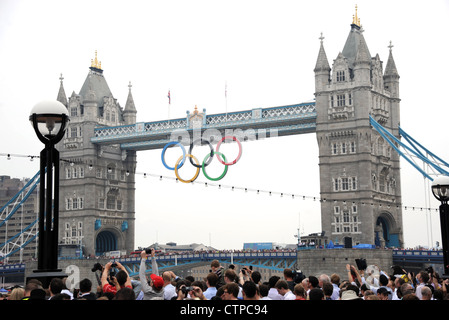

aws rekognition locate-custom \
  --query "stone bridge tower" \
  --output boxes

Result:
[314,10,403,248]
[56,52,137,257]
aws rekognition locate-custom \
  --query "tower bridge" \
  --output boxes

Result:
[59,13,405,257]
[1,9,448,274]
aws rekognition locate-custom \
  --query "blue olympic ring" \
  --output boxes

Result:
[161,141,186,170]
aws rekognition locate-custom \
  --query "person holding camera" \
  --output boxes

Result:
[176,283,207,300]
[139,248,164,300]
[101,261,132,296]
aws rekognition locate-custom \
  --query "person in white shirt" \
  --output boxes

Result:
[275,279,296,300]
[267,276,284,300]
[415,271,430,300]
[162,271,178,300]
[203,272,219,300]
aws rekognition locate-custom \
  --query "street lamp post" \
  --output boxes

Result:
[28,100,69,287]
[431,175,449,279]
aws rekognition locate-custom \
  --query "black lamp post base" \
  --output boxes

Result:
[27,269,67,289]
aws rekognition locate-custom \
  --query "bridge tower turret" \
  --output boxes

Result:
[314,8,403,248]
[56,52,137,257]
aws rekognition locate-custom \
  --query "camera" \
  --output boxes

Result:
[241,265,252,275]
[425,266,434,275]
[181,286,193,297]
[293,270,305,283]
[355,258,367,271]
[91,262,103,272]
[145,248,153,254]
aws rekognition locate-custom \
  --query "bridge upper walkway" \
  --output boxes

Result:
[91,102,317,150]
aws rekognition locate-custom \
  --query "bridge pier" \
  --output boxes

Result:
[296,249,392,277]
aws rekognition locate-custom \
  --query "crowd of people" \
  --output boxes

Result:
[2,249,448,301]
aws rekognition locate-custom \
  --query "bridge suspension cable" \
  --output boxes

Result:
[369,115,449,181]
[0,170,41,261]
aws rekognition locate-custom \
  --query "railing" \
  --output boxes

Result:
[392,250,444,264]
[119,251,297,264]
[91,102,317,145]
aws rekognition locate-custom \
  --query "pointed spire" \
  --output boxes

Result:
[385,41,399,78]
[124,81,136,112]
[57,73,68,107]
[123,81,137,124]
[314,32,331,72]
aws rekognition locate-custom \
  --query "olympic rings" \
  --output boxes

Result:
[202,151,228,181]
[161,141,186,170]
[189,139,214,168]
[174,154,200,183]
[215,136,242,165]
[161,136,242,183]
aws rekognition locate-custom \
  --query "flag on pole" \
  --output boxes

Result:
[168,90,171,105]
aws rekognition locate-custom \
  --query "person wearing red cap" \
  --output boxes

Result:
[139,248,164,300]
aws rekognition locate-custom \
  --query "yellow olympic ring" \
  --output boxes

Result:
[174,154,200,183]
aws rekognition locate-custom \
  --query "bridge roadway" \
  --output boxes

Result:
[116,249,444,277]
[119,250,298,277]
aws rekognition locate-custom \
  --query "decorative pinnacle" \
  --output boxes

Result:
[352,5,361,26]
[91,50,102,70]
[388,40,394,52]
[319,32,325,44]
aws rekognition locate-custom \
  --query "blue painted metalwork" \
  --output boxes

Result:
[0,171,40,228]
[370,115,449,181]
[0,263,26,277]
[0,171,41,261]
[392,250,444,264]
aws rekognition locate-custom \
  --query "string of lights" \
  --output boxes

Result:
[1,152,441,213]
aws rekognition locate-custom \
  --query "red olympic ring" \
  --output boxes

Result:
[215,136,242,165]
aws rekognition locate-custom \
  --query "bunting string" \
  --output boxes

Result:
[0,152,441,213]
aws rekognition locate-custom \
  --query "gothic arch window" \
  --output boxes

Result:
[379,167,389,193]
[377,137,385,156]
[106,188,121,210]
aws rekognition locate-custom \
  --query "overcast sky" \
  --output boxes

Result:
[1,0,449,250]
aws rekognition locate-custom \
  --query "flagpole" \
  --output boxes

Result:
[167,89,171,130]
[225,81,228,123]
[168,89,171,119]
